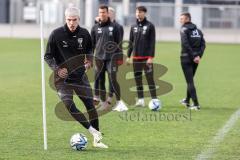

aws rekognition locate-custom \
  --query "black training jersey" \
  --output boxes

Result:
[180,22,206,59]
[44,24,93,80]
[91,18,122,60]
[127,18,155,59]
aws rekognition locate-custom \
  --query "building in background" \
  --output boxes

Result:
[0,0,10,23]
[0,0,240,29]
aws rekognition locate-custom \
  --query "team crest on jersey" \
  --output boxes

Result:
[109,26,113,36]
[62,41,68,48]
[97,28,102,33]
[77,38,83,49]
[134,27,138,33]
[143,26,148,34]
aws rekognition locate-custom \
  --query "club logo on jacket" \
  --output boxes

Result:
[134,27,138,33]
[77,38,83,49]
[143,26,148,34]
[97,28,102,34]
[62,41,68,48]
[191,29,201,38]
[109,26,113,36]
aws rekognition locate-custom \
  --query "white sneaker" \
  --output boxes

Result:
[93,139,109,148]
[112,100,128,112]
[135,98,145,107]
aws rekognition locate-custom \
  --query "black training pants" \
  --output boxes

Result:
[55,73,99,130]
[133,59,157,99]
[94,59,120,101]
[181,58,199,105]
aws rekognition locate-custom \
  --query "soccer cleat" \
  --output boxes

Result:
[93,96,100,106]
[188,105,200,110]
[112,100,128,112]
[135,98,145,107]
[180,98,190,107]
[93,139,109,148]
[91,130,102,143]
[89,128,108,148]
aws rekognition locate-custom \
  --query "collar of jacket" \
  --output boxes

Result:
[63,24,80,36]
[183,22,192,26]
[136,18,147,27]
[98,18,111,27]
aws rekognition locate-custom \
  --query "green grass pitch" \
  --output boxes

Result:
[0,38,240,160]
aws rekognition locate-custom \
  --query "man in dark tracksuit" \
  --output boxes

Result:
[179,12,206,110]
[44,7,108,148]
[127,6,159,107]
[91,5,128,112]
[93,7,124,105]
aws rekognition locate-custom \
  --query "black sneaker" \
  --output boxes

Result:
[188,105,200,110]
[180,99,190,107]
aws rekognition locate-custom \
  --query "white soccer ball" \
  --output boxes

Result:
[148,99,162,111]
[70,133,88,151]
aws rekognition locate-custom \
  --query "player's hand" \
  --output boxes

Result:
[95,16,100,23]
[147,58,153,64]
[84,60,92,70]
[193,56,201,64]
[146,58,153,68]
[126,58,131,65]
[58,68,68,78]
[116,59,123,66]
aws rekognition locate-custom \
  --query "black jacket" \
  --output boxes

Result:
[127,18,155,59]
[113,20,124,55]
[44,24,93,81]
[91,18,122,60]
[180,22,206,60]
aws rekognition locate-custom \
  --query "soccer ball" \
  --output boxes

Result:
[148,99,162,111]
[70,133,88,151]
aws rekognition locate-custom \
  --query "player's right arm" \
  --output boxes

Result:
[44,31,59,71]
[90,26,96,51]
[44,31,68,78]
[126,26,134,65]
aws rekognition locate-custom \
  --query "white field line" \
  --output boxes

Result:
[196,108,240,160]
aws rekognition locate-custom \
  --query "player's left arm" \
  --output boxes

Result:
[113,25,123,65]
[147,24,156,64]
[199,32,206,58]
[44,31,59,71]
[85,30,93,69]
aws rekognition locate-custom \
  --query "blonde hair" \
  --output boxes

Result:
[65,7,80,17]
[108,7,115,13]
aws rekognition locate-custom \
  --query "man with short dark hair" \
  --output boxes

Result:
[91,5,128,112]
[44,7,108,148]
[93,7,124,106]
[179,12,206,110]
[127,6,160,107]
